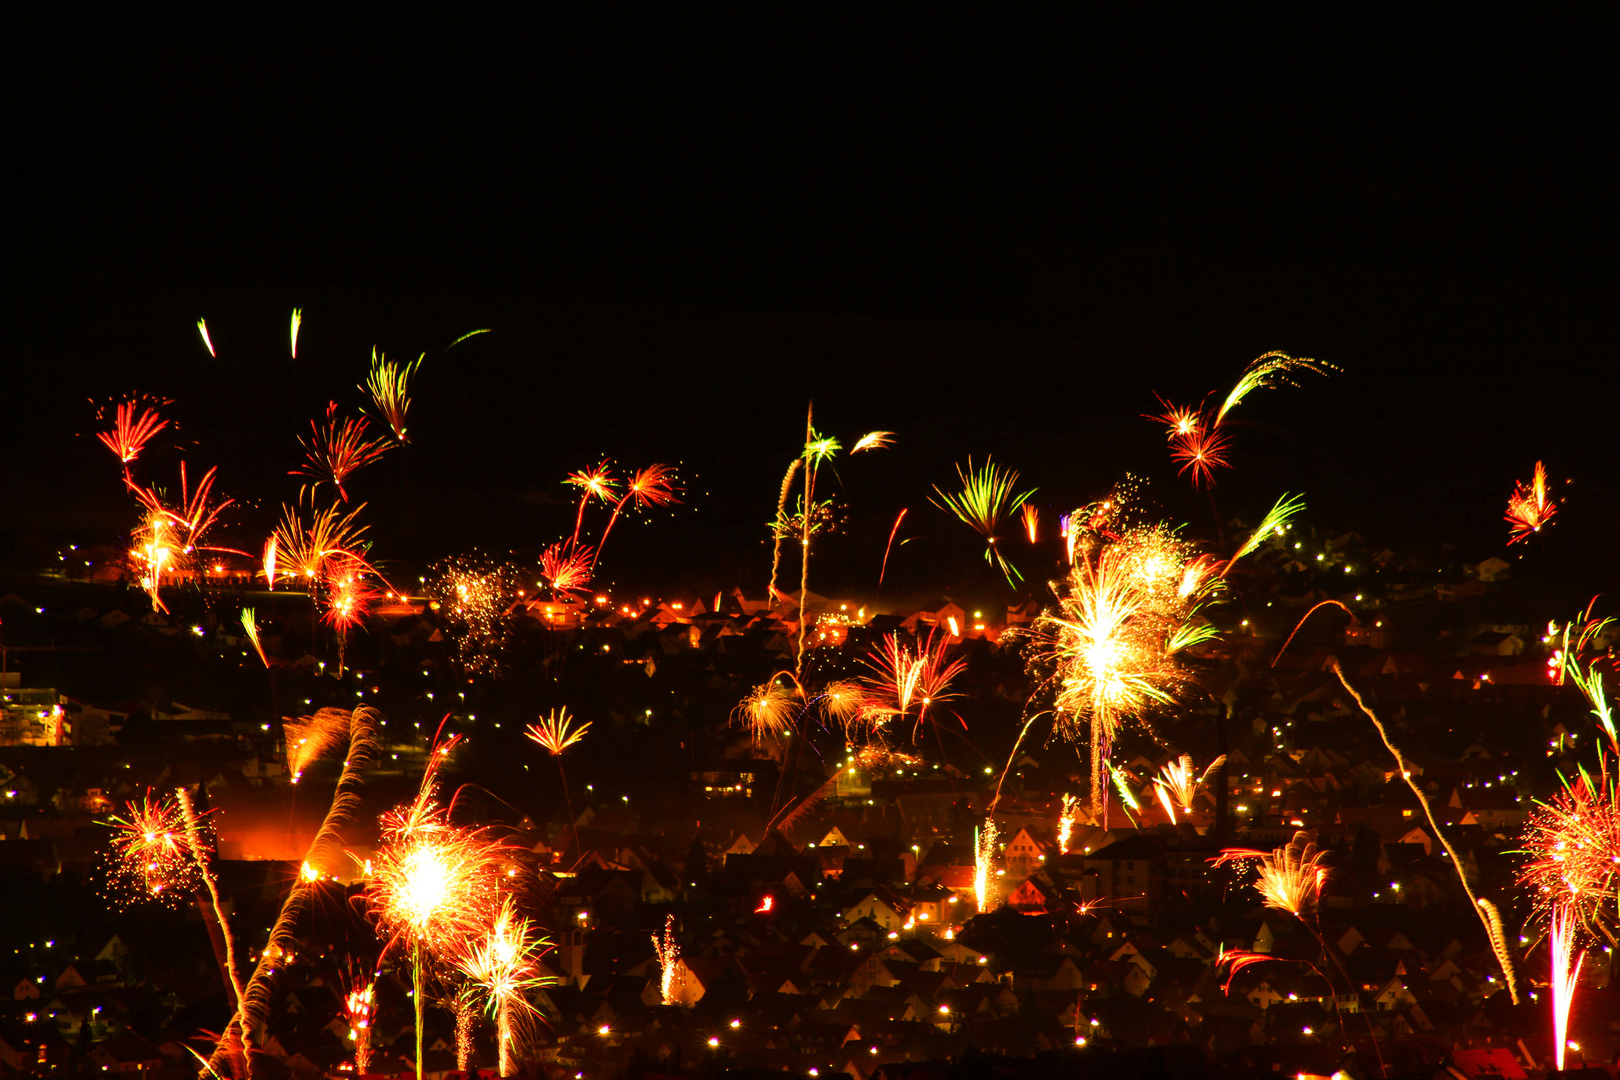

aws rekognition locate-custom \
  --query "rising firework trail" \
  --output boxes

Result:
[290,308,302,358]
[653,915,680,1005]
[197,318,215,356]
[1550,907,1586,1072]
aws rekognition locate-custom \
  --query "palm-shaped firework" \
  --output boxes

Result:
[930,456,1035,586]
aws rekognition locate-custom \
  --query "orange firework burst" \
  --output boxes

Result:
[733,678,802,742]
[974,820,999,913]
[1021,503,1039,543]
[96,398,170,466]
[526,707,590,756]
[242,608,269,668]
[272,500,375,584]
[858,629,968,741]
[455,896,553,1077]
[1170,425,1232,488]
[370,736,508,1080]
[1154,753,1226,814]
[1146,397,1202,439]
[1025,524,1212,814]
[539,541,594,598]
[293,401,392,502]
[565,460,620,547]
[1211,831,1328,918]
[1505,460,1558,544]
[103,792,205,904]
[125,463,240,612]
[322,566,378,674]
[1057,794,1079,853]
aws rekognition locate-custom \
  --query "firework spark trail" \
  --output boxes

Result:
[96,400,170,466]
[1223,493,1306,572]
[564,461,619,548]
[1214,949,1279,995]
[364,349,423,444]
[851,431,896,453]
[974,820,999,913]
[1333,659,1521,1002]
[197,318,215,356]
[653,915,680,1005]
[858,629,968,742]
[929,456,1036,586]
[526,708,590,860]
[767,459,802,605]
[283,708,352,784]
[877,508,908,590]
[289,309,302,358]
[210,708,381,1075]
[1021,503,1039,543]
[1506,460,1558,544]
[1211,831,1327,917]
[242,609,269,668]
[1214,351,1339,425]
[456,896,552,1076]
[1551,907,1586,1072]
[794,417,842,674]
[1057,794,1078,854]
[176,788,248,1011]
[262,537,278,591]
[293,402,392,502]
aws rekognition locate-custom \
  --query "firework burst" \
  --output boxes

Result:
[369,734,508,1080]
[125,463,239,612]
[456,896,553,1076]
[1505,460,1559,544]
[364,349,423,444]
[539,541,594,598]
[858,629,968,741]
[272,500,374,584]
[734,678,802,743]
[930,456,1036,586]
[197,317,215,356]
[1519,770,1620,938]
[104,792,205,904]
[344,978,376,1073]
[289,308,302,358]
[1154,753,1226,815]
[294,401,392,501]
[321,566,378,674]
[96,398,170,467]
[425,556,522,673]
[1170,425,1232,488]
[1211,831,1327,917]
[592,463,680,570]
[1025,525,1209,814]
[851,430,896,454]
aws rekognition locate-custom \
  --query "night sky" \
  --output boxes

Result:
[10,13,1617,605]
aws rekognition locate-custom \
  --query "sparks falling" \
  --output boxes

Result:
[858,629,968,742]
[1212,831,1328,918]
[242,608,269,667]
[104,792,205,904]
[1550,906,1586,1072]
[456,896,552,1077]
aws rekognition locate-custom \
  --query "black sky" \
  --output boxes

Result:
[9,12,1617,602]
